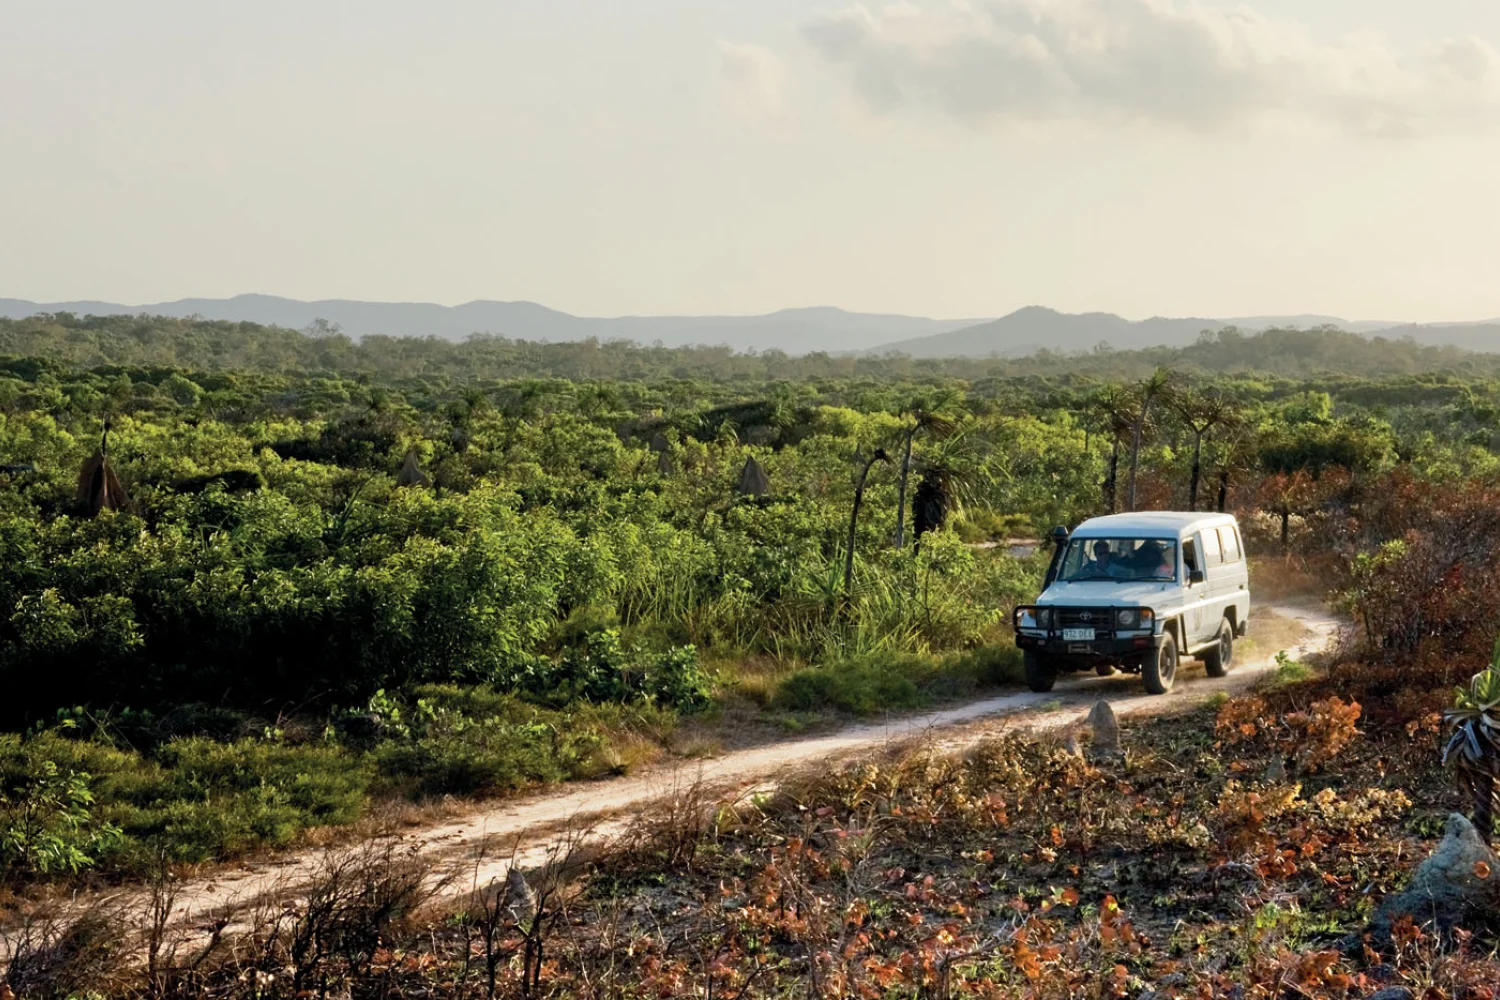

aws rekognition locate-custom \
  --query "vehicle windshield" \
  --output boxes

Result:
[1057,537,1178,583]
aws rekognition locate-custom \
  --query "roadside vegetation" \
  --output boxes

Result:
[14,567,1500,998]
[6,316,1500,898]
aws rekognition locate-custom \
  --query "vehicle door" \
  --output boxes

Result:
[1215,524,1249,628]
[1197,527,1229,638]
[1181,536,1207,644]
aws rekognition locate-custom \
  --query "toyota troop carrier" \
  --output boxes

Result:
[1013,512,1250,695]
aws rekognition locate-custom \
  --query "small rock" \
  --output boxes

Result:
[1367,988,1415,1000]
[1372,813,1500,939]
[1086,701,1122,760]
[1063,731,1083,758]
[1265,755,1287,782]
[504,867,537,927]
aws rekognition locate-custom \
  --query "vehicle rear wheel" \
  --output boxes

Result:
[1024,650,1058,692]
[1203,618,1234,678]
[1143,632,1178,695]
[1095,662,1117,677]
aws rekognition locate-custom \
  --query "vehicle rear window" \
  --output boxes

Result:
[1218,526,1242,563]
[1200,528,1223,566]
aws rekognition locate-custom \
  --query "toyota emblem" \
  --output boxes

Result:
[1079,612,1093,623]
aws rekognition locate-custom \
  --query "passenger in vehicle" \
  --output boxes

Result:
[1135,540,1175,580]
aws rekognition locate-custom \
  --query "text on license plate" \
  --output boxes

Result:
[1062,628,1096,641]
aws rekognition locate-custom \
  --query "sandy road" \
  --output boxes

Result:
[0,604,1338,961]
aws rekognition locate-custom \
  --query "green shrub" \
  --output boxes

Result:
[374,713,599,797]
[774,659,925,715]
[97,737,369,864]
[522,631,712,712]
[645,645,713,712]
[0,734,122,881]
[772,645,1022,716]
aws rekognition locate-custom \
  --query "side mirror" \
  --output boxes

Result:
[1189,569,1206,586]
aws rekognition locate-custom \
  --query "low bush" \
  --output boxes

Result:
[772,645,1022,715]
[0,686,686,882]
[520,631,712,712]
[368,684,674,796]
[0,734,122,880]
[108,738,370,863]
[374,715,596,798]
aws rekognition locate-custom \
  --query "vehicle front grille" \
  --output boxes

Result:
[1055,608,1113,633]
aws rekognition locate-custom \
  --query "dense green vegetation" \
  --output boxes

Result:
[5,316,1500,883]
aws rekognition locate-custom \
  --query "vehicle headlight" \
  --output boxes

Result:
[1116,609,1137,627]
[1037,608,1053,629]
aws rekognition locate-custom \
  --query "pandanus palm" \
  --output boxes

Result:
[911,422,999,549]
[893,390,964,549]
[1088,386,1135,513]
[1172,386,1241,511]
[1126,367,1174,512]
[1442,639,1500,844]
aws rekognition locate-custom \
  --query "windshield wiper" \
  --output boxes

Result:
[1066,574,1115,582]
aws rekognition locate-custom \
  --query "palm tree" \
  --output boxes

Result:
[1126,368,1174,512]
[845,449,891,598]
[910,422,999,550]
[1088,386,1135,514]
[893,390,964,549]
[1443,638,1500,844]
[1173,386,1240,511]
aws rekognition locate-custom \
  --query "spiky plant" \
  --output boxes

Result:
[1442,637,1500,844]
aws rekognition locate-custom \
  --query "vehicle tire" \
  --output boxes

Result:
[1143,632,1179,695]
[1203,618,1234,678]
[1095,662,1118,677]
[1024,650,1058,693]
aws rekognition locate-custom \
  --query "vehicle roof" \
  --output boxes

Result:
[1069,511,1237,539]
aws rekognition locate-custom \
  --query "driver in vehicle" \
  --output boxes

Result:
[1091,540,1132,579]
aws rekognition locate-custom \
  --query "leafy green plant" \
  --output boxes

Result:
[0,738,121,880]
[1442,637,1500,843]
[1272,651,1315,686]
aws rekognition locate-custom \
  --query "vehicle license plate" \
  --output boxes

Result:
[1062,628,1095,641]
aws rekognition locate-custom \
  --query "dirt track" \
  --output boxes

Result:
[0,604,1338,961]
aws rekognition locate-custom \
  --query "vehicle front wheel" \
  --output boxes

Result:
[1203,618,1234,678]
[1143,633,1178,695]
[1024,650,1058,692]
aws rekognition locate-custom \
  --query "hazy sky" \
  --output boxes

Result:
[5,0,1500,321]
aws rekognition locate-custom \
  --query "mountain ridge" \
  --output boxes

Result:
[0,295,986,355]
[866,306,1497,357]
[2,295,1496,356]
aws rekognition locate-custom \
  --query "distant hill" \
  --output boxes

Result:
[3,296,1497,356]
[869,306,1500,358]
[0,295,986,355]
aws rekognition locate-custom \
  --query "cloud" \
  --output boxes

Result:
[801,1,1500,135]
[719,42,788,119]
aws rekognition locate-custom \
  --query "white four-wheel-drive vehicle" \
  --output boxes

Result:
[1013,512,1250,695]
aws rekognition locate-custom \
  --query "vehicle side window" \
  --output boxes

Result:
[1183,538,1200,573]
[1218,526,1241,563]
[1200,528,1223,567]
